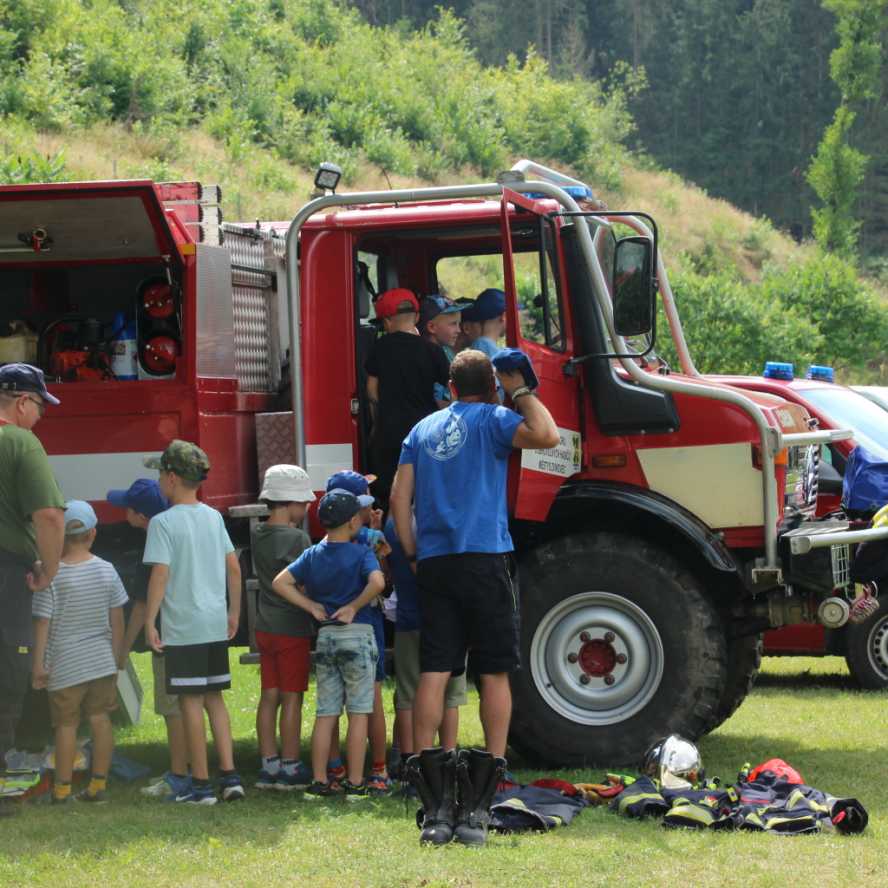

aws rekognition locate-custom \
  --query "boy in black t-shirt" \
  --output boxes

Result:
[105,479,183,799]
[365,288,450,504]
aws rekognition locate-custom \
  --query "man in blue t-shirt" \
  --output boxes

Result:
[389,349,559,759]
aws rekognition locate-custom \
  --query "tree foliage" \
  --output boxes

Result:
[660,252,887,379]
[0,1,635,185]
[806,0,887,257]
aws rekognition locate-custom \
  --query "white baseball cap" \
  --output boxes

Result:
[260,464,316,503]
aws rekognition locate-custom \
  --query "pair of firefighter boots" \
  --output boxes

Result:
[405,747,506,847]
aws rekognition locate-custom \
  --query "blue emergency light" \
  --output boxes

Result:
[524,185,594,201]
[806,365,835,383]
[763,361,794,381]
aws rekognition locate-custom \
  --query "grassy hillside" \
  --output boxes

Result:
[0,116,809,280]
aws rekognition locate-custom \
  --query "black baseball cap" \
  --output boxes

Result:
[318,488,362,529]
[0,363,60,405]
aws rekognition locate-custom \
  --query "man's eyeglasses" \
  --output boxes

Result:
[25,396,46,417]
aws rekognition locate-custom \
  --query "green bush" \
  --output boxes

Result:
[0,147,66,183]
[659,267,821,376]
[759,251,888,377]
[659,251,888,382]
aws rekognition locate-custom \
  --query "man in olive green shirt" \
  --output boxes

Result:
[0,364,65,815]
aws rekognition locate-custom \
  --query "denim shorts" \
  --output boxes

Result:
[315,624,377,716]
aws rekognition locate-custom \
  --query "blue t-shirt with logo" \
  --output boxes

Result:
[399,401,523,560]
[287,539,380,625]
[384,516,419,631]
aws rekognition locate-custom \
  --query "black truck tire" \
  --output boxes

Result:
[844,597,888,689]
[704,634,763,731]
[509,532,727,768]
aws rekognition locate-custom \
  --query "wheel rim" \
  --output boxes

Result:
[866,614,888,679]
[530,591,665,726]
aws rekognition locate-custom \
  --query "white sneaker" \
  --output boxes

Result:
[141,774,171,797]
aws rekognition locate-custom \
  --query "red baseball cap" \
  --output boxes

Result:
[375,288,419,319]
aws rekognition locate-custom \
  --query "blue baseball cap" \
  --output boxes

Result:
[318,489,362,529]
[461,288,506,323]
[419,294,462,330]
[0,362,60,405]
[107,479,170,518]
[326,470,375,507]
[64,500,98,535]
[492,347,540,391]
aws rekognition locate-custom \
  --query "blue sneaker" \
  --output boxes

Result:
[159,773,193,802]
[276,762,312,791]
[255,769,279,790]
[174,783,217,805]
[219,773,245,802]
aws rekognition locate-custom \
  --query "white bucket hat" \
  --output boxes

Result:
[260,464,316,503]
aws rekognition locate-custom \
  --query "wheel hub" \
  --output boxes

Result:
[578,638,617,677]
[530,591,664,726]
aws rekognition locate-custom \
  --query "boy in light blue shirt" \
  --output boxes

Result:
[460,288,506,400]
[460,288,506,359]
[143,440,244,805]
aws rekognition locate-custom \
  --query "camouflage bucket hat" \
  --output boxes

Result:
[144,439,210,482]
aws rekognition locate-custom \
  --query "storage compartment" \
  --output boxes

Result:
[0,181,186,384]
[0,262,182,382]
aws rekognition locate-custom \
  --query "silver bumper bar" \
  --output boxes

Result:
[782,429,854,448]
[789,525,888,555]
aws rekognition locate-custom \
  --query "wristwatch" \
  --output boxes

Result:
[405,552,417,563]
[510,385,535,400]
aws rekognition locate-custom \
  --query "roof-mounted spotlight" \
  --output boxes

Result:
[314,161,342,194]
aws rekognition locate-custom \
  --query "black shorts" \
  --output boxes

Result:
[417,553,520,677]
[164,641,231,695]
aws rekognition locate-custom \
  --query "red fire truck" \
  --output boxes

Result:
[714,364,888,689]
[0,161,874,765]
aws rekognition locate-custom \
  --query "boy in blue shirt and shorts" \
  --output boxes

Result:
[325,470,392,794]
[272,489,384,800]
[143,440,244,805]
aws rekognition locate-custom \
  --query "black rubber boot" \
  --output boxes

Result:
[454,748,506,847]
[404,747,457,845]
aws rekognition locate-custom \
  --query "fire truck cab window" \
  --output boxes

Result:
[513,232,564,352]
[433,224,564,352]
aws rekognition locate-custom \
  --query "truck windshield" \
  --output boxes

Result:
[803,387,888,460]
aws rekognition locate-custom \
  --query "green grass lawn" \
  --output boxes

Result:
[2,653,886,888]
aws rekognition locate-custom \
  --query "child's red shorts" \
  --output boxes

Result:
[255,632,311,693]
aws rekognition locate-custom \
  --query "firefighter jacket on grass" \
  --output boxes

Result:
[606,760,867,835]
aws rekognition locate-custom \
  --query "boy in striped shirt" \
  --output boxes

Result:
[31,500,128,804]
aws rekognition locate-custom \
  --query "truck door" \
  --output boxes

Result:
[499,188,582,521]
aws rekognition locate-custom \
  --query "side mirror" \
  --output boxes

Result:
[818,458,844,496]
[612,236,655,338]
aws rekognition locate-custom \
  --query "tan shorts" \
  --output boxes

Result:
[49,674,118,727]
[394,630,467,711]
[152,654,180,718]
